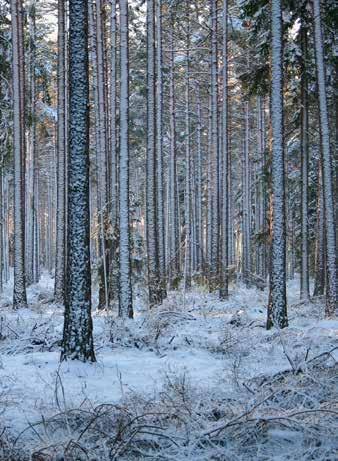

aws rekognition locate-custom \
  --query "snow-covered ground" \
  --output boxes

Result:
[0,275,337,460]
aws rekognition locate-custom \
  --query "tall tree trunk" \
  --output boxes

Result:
[55,0,67,304]
[61,0,95,362]
[267,0,288,329]
[118,0,133,318]
[256,96,267,279]
[242,101,251,286]
[220,0,229,300]
[168,16,180,289]
[95,0,109,310]
[109,0,119,304]
[300,25,310,301]
[209,0,219,291]
[184,4,192,289]
[156,0,166,297]
[312,0,337,315]
[146,0,161,307]
[11,0,27,308]
[195,84,203,273]
[313,166,325,297]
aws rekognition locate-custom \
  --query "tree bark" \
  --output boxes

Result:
[312,0,337,315]
[118,0,133,318]
[55,0,67,304]
[267,0,288,329]
[11,0,27,308]
[61,0,95,362]
[146,0,161,306]
[300,25,310,301]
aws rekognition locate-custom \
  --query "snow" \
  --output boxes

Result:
[0,274,337,458]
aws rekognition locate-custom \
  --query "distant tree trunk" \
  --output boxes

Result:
[267,0,288,329]
[61,0,95,362]
[184,4,192,289]
[156,0,166,298]
[55,0,67,304]
[109,0,119,304]
[256,96,267,279]
[195,84,203,273]
[118,0,133,318]
[11,0,27,309]
[0,166,3,293]
[300,25,310,301]
[167,16,180,289]
[220,0,229,300]
[95,0,109,310]
[313,166,325,297]
[26,1,35,286]
[208,0,219,291]
[146,0,161,307]
[312,0,337,316]
[242,101,251,286]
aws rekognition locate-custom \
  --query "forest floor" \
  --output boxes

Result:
[0,275,337,460]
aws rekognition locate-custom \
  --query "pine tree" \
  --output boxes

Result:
[11,0,27,309]
[61,0,95,362]
[118,0,133,318]
[54,0,66,304]
[312,0,337,316]
[267,0,288,329]
[146,0,162,307]
[300,24,310,301]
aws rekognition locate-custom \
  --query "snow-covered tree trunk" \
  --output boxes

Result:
[256,96,267,279]
[146,0,161,307]
[61,0,95,362]
[220,0,229,300]
[312,0,337,315]
[313,166,325,297]
[242,101,251,286]
[184,5,192,289]
[195,84,203,272]
[300,25,309,301]
[168,16,180,289]
[208,0,219,291]
[11,0,27,308]
[55,0,67,304]
[26,1,36,286]
[109,0,119,303]
[118,0,133,318]
[156,0,166,297]
[267,0,288,329]
[95,0,109,310]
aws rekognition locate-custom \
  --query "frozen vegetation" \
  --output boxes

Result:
[0,275,337,460]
